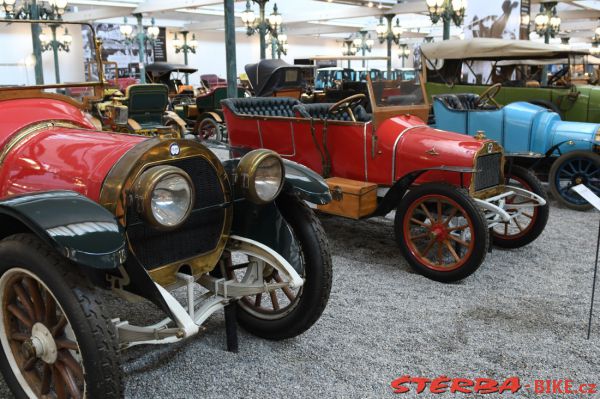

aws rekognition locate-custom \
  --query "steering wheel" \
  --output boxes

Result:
[327,94,366,122]
[548,66,570,86]
[475,83,502,108]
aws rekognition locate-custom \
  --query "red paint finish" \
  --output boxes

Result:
[0,98,95,149]
[0,127,144,201]
[224,109,492,188]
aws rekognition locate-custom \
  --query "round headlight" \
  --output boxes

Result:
[134,166,194,229]
[237,150,284,204]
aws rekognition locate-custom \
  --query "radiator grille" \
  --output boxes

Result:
[474,153,502,192]
[126,157,227,270]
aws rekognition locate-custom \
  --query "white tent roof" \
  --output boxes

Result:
[420,38,587,61]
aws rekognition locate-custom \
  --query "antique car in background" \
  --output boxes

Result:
[93,82,189,138]
[0,21,333,398]
[432,89,600,210]
[201,73,227,88]
[193,85,247,141]
[245,59,307,99]
[420,38,600,123]
[146,62,198,99]
[222,73,549,283]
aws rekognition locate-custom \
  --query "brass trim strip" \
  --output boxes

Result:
[0,120,83,168]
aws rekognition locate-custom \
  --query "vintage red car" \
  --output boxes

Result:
[0,21,333,398]
[223,74,549,282]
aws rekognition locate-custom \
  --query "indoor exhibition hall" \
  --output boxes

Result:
[0,0,597,397]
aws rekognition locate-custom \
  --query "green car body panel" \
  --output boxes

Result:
[0,191,126,270]
[426,82,600,123]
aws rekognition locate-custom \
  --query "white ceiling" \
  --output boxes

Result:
[60,0,600,46]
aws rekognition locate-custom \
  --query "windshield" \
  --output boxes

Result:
[369,73,425,108]
[0,20,101,97]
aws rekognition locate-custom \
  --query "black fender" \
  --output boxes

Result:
[230,198,302,274]
[221,157,332,205]
[0,190,126,270]
[372,166,474,217]
[544,139,594,158]
[281,159,331,205]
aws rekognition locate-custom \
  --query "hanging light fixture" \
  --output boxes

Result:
[120,17,134,40]
[242,0,286,60]
[375,16,387,40]
[2,0,68,19]
[268,3,282,30]
[188,34,198,51]
[147,18,160,41]
[59,27,72,49]
[425,0,466,40]
[391,18,404,38]
[241,0,256,28]
[534,1,560,41]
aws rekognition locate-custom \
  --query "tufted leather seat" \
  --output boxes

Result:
[221,97,300,117]
[455,93,481,110]
[293,103,372,122]
[432,94,464,111]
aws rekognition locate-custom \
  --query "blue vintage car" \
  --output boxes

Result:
[432,90,600,210]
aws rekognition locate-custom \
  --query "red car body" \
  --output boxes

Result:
[0,98,142,200]
[224,110,488,189]
[0,21,336,398]
[222,77,548,282]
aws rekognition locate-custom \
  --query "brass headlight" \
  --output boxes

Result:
[594,127,600,143]
[133,165,195,230]
[236,150,284,204]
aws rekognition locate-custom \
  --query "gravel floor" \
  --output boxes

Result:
[0,198,599,398]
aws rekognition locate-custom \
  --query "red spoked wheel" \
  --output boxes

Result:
[394,183,489,282]
[492,165,549,248]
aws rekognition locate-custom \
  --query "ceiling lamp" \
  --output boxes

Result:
[425,0,466,40]
[534,1,560,42]
[2,0,68,19]
[147,18,160,41]
[120,17,134,40]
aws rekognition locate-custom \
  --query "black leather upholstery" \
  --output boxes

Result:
[433,94,464,110]
[293,103,371,122]
[455,93,480,110]
[221,97,300,117]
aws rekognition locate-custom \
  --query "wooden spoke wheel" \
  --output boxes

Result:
[196,117,223,141]
[492,165,549,248]
[227,257,303,320]
[395,183,489,282]
[215,193,332,340]
[1,269,84,399]
[0,234,121,399]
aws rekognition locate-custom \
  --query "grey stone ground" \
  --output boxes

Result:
[1,199,599,398]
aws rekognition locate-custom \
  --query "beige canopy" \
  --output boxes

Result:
[420,38,587,61]
[496,54,600,66]
[310,55,390,61]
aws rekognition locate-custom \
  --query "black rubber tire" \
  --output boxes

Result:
[394,183,489,283]
[0,234,122,399]
[548,151,600,211]
[528,99,562,118]
[493,165,550,248]
[236,193,332,340]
